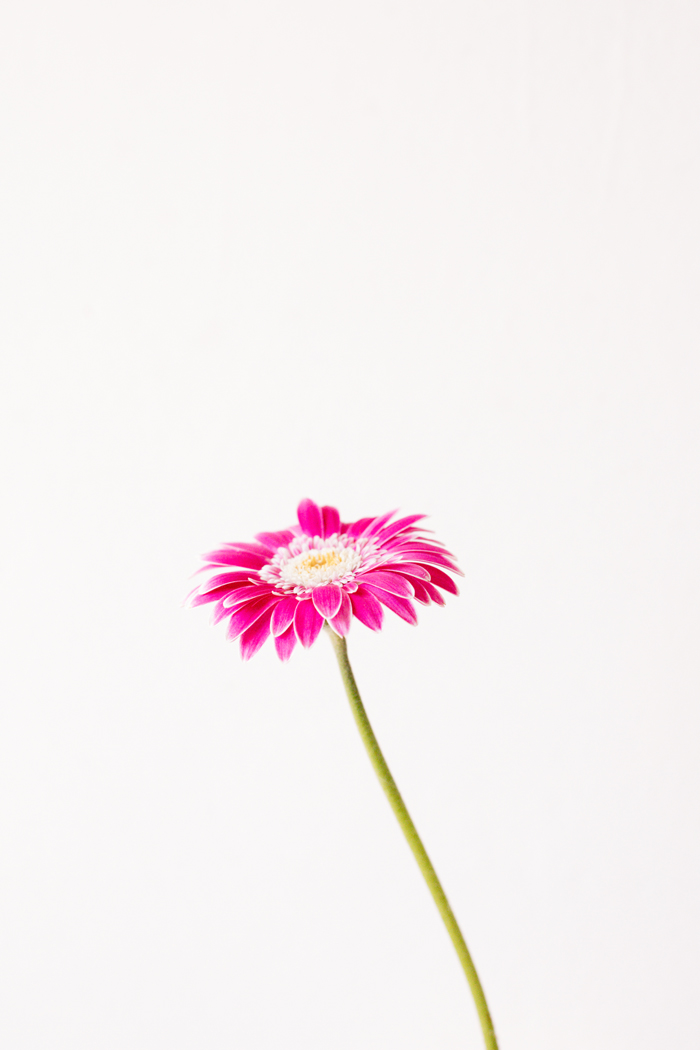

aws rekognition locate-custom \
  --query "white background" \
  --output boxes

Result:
[1,2,698,1048]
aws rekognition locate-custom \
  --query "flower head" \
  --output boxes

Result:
[189,498,461,661]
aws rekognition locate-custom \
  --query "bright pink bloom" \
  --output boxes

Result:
[189,499,461,661]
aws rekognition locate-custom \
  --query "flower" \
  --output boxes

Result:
[189,498,461,661]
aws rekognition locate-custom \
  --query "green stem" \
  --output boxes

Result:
[325,626,498,1050]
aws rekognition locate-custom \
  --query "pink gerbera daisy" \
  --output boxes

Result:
[189,498,461,661]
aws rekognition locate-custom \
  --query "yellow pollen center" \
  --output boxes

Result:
[270,541,364,590]
[298,550,342,572]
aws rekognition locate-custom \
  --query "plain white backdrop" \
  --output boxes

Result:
[1,2,698,1047]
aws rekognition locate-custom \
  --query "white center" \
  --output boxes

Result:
[278,545,362,589]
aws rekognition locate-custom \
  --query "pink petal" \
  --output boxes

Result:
[297,498,323,537]
[199,571,255,592]
[212,599,233,625]
[222,584,271,607]
[274,623,297,661]
[420,580,446,605]
[422,565,460,595]
[391,535,445,548]
[190,583,243,607]
[294,599,324,648]
[362,585,418,625]
[374,514,427,543]
[203,548,267,570]
[350,588,384,631]
[395,549,463,574]
[271,596,298,637]
[389,539,451,556]
[365,510,398,536]
[227,595,277,640]
[311,583,343,619]
[329,591,352,636]
[358,570,414,597]
[222,541,270,555]
[254,529,296,551]
[380,562,431,582]
[240,608,273,660]
[321,505,341,536]
[346,516,375,539]
[410,581,432,605]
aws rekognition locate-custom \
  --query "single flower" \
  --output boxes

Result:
[189,498,461,660]
[190,500,498,1048]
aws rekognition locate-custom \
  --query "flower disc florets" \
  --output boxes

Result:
[189,498,461,661]
[261,534,364,593]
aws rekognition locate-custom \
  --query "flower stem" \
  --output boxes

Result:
[325,627,498,1050]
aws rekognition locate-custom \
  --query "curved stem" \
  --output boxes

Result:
[325,627,498,1050]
